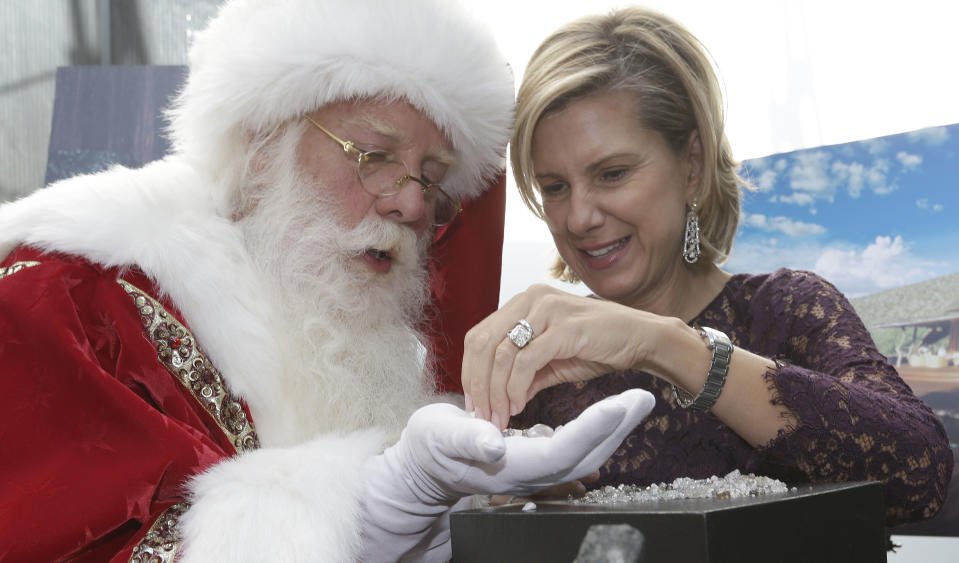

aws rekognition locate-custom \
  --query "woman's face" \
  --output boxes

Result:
[531,89,697,306]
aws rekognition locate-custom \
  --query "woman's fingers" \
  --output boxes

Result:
[489,336,523,428]
[462,322,498,421]
[489,494,519,506]
[489,477,590,506]
[531,479,588,499]
[464,285,618,427]
[462,288,541,423]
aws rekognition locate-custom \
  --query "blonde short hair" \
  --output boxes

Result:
[511,7,747,280]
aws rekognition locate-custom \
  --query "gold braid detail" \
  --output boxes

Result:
[129,502,188,563]
[117,278,260,453]
[0,260,40,279]
[2,262,261,558]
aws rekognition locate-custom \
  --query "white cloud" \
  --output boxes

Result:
[831,160,865,197]
[727,235,950,298]
[781,151,898,205]
[860,235,907,265]
[743,157,781,192]
[725,240,824,277]
[865,138,890,155]
[907,126,950,146]
[788,151,834,197]
[743,213,826,237]
[756,168,778,192]
[767,145,905,203]
[779,191,817,207]
[871,182,898,195]
[865,159,897,195]
[916,198,945,212]
[745,157,769,171]
[896,151,922,169]
[812,235,937,297]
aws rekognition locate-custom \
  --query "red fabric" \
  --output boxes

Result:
[427,174,505,394]
[0,176,504,557]
[0,247,235,562]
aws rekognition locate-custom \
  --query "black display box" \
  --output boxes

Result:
[451,481,886,562]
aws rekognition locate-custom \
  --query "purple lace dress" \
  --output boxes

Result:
[510,268,953,525]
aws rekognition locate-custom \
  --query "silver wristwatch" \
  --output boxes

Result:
[673,326,733,411]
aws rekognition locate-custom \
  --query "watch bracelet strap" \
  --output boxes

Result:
[672,326,733,411]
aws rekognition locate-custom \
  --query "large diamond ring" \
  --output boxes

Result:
[507,319,534,349]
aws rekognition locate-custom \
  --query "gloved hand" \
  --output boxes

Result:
[360,388,655,562]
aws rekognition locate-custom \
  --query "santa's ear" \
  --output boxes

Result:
[247,117,305,175]
[247,130,274,177]
[231,122,305,221]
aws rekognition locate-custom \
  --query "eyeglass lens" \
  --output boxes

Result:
[355,153,457,226]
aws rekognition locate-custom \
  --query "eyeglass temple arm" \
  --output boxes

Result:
[304,115,361,157]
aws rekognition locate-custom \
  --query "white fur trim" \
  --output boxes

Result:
[0,160,293,442]
[180,428,387,562]
[167,0,514,210]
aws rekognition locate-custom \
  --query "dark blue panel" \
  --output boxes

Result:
[45,65,187,184]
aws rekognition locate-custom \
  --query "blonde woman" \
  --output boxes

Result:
[462,6,951,525]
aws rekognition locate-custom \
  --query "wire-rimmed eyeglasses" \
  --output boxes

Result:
[304,115,462,227]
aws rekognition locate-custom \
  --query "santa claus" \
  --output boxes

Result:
[0,0,654,561]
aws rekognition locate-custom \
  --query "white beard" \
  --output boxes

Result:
[237,130,435,445]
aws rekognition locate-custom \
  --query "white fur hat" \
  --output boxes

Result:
[166,0,514,210]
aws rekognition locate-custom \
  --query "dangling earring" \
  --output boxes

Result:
[683,200,701,264]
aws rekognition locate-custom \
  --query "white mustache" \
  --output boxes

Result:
[337,217,427,269]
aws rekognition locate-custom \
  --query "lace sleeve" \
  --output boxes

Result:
[747,270,953,524]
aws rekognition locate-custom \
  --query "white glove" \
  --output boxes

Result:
[360,389,655,562]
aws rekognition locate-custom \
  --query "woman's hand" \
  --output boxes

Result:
[462,284,665,428]
[489,471,600,506]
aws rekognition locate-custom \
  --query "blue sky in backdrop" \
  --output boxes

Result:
[727,124,958,298]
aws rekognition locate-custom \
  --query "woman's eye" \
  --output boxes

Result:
[599,167,630,183]
[540,182,569,198]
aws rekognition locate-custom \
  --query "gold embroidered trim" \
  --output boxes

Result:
[117,278,260,453]
[129,502,188,563]
[0,260,259,451]
[0,260,40,279]
[2,261,258,556]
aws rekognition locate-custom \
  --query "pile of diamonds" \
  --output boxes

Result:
[571,469,794,504]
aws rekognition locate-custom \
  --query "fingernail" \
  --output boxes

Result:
[509,401,520,416]
[465,394,473,413]
[491,411,502,429]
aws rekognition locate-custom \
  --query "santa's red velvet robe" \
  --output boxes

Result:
[0,246,258,561]
[0,158,502,561]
